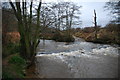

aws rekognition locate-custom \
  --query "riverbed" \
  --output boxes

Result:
[35,38,119,78]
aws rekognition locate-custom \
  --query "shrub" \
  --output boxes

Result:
[8,55,26,66]
[63,35,75,42]
[2,55,26,78]
[52,32,62,41]
[52,32,75,42]
[5,32,20,44]
[3,42,20,58]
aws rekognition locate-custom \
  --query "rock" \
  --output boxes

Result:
[81,52,84,54]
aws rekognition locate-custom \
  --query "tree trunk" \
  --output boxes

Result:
[94,9,98,40]
[9,0,42,66]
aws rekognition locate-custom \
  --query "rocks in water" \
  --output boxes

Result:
[72,56,75,58]
[38,52,51,55]
[65,42,70,45]
[61,54,64,55]
[81,51,84,54]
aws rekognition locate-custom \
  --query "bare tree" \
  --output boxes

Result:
[93,9,98,40]
[104,1,120,24]
[63,2,81,38]
[9,0,42,65]
[50,2,81,30]
[104,1,120,44]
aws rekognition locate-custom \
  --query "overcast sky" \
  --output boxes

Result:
[80,2,111,28]
[2,0,112,28]
[42,0,111,28]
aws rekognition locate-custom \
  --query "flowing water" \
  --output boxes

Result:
[35,37,119,78]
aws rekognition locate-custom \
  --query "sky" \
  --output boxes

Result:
[80,2,111,28]
[2,0,112,28]
[42,0,111,28]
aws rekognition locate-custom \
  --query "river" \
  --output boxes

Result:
[34,37,119,78]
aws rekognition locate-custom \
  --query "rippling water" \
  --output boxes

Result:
[35,38,119,78]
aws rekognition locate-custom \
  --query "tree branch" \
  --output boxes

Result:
[9,0,18,19]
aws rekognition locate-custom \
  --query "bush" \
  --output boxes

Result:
[63,35,75,42]
[5,32,20,44]
[52,32,62,41]
[2,55,26,78]
[52,32,75,42]
[3,42,20,58]
[9,55,26,66]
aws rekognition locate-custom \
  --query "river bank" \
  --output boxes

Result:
[74,25,120,45]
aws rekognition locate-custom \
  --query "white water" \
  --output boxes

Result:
[35,38,119,78]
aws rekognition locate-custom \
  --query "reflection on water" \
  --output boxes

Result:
[35,38,119,78]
